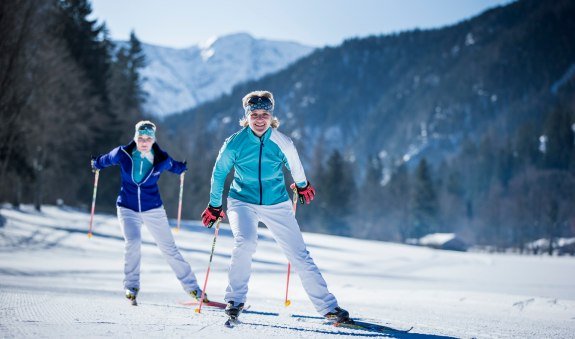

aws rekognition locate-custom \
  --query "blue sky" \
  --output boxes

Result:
[91,0,514,48]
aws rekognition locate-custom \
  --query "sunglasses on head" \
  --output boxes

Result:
[247,96,272,105]
[246,96,273,112]
[138,123,155,131]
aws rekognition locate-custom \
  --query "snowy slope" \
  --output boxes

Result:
[138,33,314,118]
[1,205,574,338]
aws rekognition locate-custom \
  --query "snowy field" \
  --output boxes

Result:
[1,205,574,338]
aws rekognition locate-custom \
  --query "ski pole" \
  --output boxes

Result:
[174,172,185,233]
[284,262,292,307]
[195,217,222,314]
[284,186,299,307]
[88,170,100,239]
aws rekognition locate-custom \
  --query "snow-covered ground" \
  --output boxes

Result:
[1,205,574,338]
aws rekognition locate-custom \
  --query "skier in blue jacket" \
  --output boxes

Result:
[201,91,351,323]
[92,120,207,305]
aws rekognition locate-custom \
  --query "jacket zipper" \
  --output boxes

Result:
[122,148,155,212]
[137,186,141,212]
[258,138,264,205]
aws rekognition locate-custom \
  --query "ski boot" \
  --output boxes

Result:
[324,306,353,324]
[224,301,245,327]
[125,287,139,306]
[190,289,209,303]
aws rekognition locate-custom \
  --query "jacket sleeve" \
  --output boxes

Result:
[270,131,308,188]
[209,138,235,207]
[167,157,187,174]
[94,146,121,170]
[284,142,308,188]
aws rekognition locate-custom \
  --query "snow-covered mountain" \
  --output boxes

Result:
[138,33,315,118]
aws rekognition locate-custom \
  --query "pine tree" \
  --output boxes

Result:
[542,105,573,170]
[514,122,539,170]
[358,155,384,238]
[477,135,496,191]
[391,161,411,241]
[411,158,439,238]
[0,0,36,206]
[60,0,110,101]
[59,0,121,151]
[127,31,147,108]
[109,31,147,130]
[317,150,355,236]
[496,139,516,190]
[294,138,327,233]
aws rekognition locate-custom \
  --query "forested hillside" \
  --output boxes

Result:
[2,0,574,252]
[0,0,146,212]
[160,0,575,250]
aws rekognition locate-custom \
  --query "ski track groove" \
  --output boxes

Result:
[0,288,216,338]
[0,286,403,338]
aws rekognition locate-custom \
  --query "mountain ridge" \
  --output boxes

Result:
[131,33,314,117]
[152,0,575,245]
[163,0,574,168]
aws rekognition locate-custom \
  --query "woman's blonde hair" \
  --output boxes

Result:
[239,90,280,128]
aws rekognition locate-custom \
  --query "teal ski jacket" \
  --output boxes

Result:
[209,127,308,207]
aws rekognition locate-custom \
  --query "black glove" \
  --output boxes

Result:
[201,205,226,228]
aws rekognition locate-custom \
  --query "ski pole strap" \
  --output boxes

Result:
[291,186,298,215]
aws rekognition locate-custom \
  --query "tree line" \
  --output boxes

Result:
[155,99,575,254]
[1,0,574,254]
[293,103,575,254]
[1,0,146,211]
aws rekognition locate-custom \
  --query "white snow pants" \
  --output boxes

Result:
[117,206,200,293]
[225,198,338,315]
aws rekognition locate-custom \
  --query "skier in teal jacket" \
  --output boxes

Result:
[201,90,351,323]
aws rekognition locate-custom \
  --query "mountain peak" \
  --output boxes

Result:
[200,32,254,50]
[140,33,315,118]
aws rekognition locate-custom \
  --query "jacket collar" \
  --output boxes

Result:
[122,141,168,166]
[247,127,272,143]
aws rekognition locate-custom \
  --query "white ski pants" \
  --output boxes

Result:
[225,198,338,315]
[117,206,200,293]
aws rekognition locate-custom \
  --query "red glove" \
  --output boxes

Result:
[290,182,316,204]
[201,205,226,228]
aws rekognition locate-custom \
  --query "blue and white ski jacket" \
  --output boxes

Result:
[209,127,308,207]
[93,141,186,212]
